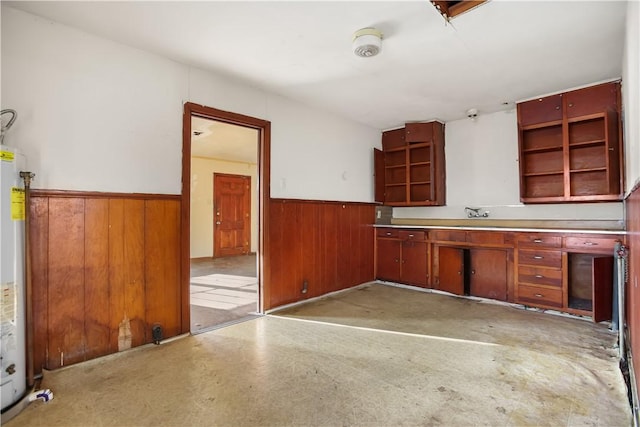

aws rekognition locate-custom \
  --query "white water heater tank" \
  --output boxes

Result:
[0,144,27,411]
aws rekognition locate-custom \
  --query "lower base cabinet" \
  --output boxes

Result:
[375,227,623,322]
[469,249,508,300]
[435,246,508,300]
[567,253,614,322]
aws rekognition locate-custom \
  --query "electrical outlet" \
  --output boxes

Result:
[302,280,308,294]
[377,210,382,219]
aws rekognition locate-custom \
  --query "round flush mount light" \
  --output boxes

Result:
[352,27,383,58]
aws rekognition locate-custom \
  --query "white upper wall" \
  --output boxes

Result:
[623,0,640,192]
[394,110,624,221]
[1,6,380,201]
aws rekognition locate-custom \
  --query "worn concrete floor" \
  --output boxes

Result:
[190,254,258,332]
[6,283,631,426]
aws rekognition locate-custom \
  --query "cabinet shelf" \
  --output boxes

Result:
[410,181,432,185]
[570,167,607,174]
[385,183,406,188]
[523,145,563,154]
[521,119,563,131]
[410,161,431,167]
[523,171,563,177]
[385,164,405,170]
[569,139,605,148]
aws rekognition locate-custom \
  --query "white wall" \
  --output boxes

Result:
[623,0,640,192]
[190,158,258,258]
[1,6,380,202]
[394,110,624,221]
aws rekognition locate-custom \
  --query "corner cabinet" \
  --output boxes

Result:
[374,121,446,206]
[517,81,623,203]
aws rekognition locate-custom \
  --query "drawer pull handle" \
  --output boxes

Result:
[535,275,543,279]
[386,232,392,236]
[533,255,543,260]
[534,293,544,298]
[408,234,414,238]
[584,242,597,246]
[533,239,543,243]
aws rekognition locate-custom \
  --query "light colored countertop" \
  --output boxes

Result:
[374,218,625,235]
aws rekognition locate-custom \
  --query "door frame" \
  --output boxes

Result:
[212,172,251,258]
[181,102,271,332]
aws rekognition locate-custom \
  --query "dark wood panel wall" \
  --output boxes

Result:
[29,191,182,372]
[626,184,640,397]
[266,199,376,309]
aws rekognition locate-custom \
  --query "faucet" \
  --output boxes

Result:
[465,207,489,218]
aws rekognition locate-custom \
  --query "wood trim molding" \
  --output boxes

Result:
[271,198,378,206]
[182,102,271,326]
[30,189,180,200]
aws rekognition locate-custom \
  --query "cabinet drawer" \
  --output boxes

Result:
[432,230,466,242]
[518,249,562,268]
[518,284,563,308]
[564,236,619,253]
[399,230,426,241]
[377,228,399,238]
[518,265,562,287]
[517,234,562,248]
[467,231,504,245]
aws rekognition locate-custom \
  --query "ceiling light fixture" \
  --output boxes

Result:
[352,27,383,58]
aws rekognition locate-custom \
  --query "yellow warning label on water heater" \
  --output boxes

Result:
[11,187,25,220]
[1,150,14,162]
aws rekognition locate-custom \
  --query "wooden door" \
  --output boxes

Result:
[213,173,250,257]
[376,239,401,282]
[592,256,614,322]
[437,246,464,295]
[470,249,507,301]
[401,240,428,287]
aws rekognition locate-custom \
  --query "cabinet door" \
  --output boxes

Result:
[518,94,563,126]
[592,256,614,323]
[437,246,464,295]
[470,249,507,301]
[374,148,384,203]
[376,239,401,282]
[400,240,428,287]
[565,82,619,119]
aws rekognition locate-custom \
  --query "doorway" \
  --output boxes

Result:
[181,103,271,334]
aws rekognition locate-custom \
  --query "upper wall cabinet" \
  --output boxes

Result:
[517,81,623,204]
[374,121,446,206]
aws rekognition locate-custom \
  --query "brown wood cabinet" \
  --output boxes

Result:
[433,245,508,300]
[375,228,429,287]
[517,81,623,203]
[514,231,622,321]
[374,121,446,206]
[374,226,623,322]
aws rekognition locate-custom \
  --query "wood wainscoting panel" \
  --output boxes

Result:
[627,184,640,398]
[29,191,182,373]
[30,197,49,374]
[84,198,110,361]
[144,199,181,339]
[266,199,375,309]
[47,198,86,369]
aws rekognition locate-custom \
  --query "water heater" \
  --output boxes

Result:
[0,143,27,411]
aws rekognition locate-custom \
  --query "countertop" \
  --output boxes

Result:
[374,218,626,235]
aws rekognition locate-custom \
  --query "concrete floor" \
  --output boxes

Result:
[6,283,631,426]
[190,254,258,332]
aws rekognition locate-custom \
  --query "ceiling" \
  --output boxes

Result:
[191,117,258,163]
[6,1,627,131]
